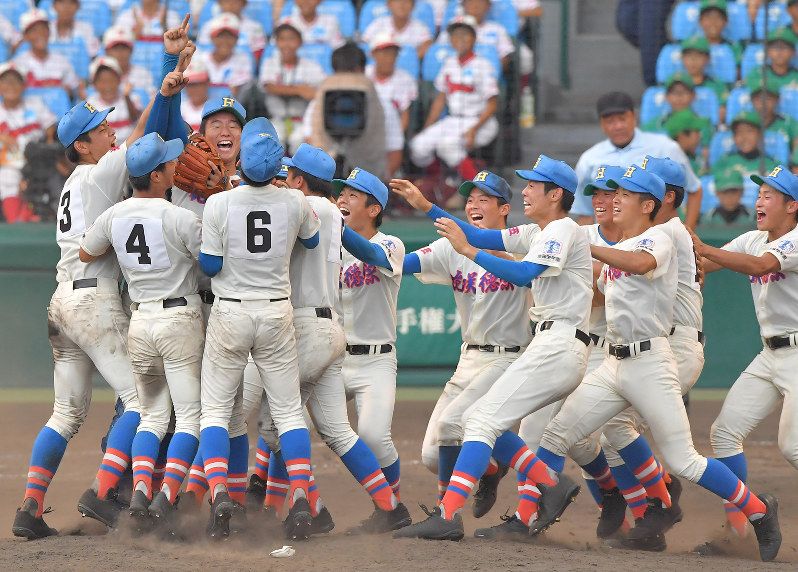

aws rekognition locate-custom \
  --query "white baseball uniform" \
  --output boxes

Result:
[362,16,432,49]
[80,197,204,440]
[48,142,139,441]
[199,50,253,92]
[283,11,344,48]
[340,231,405,468]
[409,52,499,168]
[0,99,55,200]
[199,183,319,441]
[366,65,418,114]
[13,50,80,92]
[710,228,798,469]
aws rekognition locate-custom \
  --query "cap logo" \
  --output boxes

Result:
[624,166,636,178]
[533,156,542,170]
[347,168,360,180]
[258,132,272,138]
[474,171,488,182]
[83,101,96,113]
[641,157,649,169]
[595,167,606,180]
[222,97,236,108]
[156,134,164,142]
[769,166,783,178]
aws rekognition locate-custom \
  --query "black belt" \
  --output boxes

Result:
[346,344,393,355]
[532,320,591,347]
[73,278,98,289]
[590,334,606,347]
[219,297,289,303]
[669,326,705,344]
[315,307,332,319]
[764,334,797,350]
[199,290,215,304]
[608,340,652,360]
[163,297,187,308]
[465,344,521,353]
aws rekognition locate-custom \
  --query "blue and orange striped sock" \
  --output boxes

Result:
[439,441,491,520]
[265,451,289,513]
[131,430,160,499]
[151,434,170,493]
[161,432,198,503]
[200,426,230,501]
[515,478,542,525]
[308,474,323,516]
[617,436,671,508]
[96,411,139,499]
[437,446,460,502]
[23,427,67,516]
[227,434,249,505]
[254,436,271,481]
[383,458,401,501]
[698,458,766,522]
[609,462,648,519]
[340,439,397,511]
[581,451,618,491]
[279,428,312,506]
[493,432,557,487]
[717,453,749,535]
[185,449,208,505]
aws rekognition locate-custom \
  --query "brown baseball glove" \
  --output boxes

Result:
[173,133,227,199]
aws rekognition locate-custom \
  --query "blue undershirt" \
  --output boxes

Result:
[342,226,391,269]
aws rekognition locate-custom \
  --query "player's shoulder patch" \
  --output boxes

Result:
[543,238,562,255]
[635,237,655,251]
[775,239,796,254]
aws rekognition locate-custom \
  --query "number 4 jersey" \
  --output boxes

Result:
[81,197,203,303]
[201,183,321,300]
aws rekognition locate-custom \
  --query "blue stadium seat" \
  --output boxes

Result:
[474,44,501,78]
[0,41,7,63]
[131,41,166,86]
[119,0,191,17]
[655,43,684,85]
[37,0,55,18]
[693,86,720,125]
[198,0,218,28]
[49,39,90,81]
[280,0,357,38]
[709,129,790,166]
[361,43,420,77]
[741,43,764,79]
[779,87,798,121]
[754,2,791,40]
[25,87,72,118]
[244,0,274,36]
[724,1,752,42]
[708,130,735,166]
[359,0,436,36]
[708,43,736,84]
[700,174,719,214]
[75,1,113,39]
[742,177,761,208]
[0,0,29,29]
[641,86,719,125]
[422,43,453,82]
[670,1,700,41]
[208,86,235,99]
[765,130,790,164]
[725,86,751,125]
[441,0,519,35]
[298,43,333,75]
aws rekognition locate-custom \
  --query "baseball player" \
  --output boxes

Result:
[692,166,798,547]
[197,117,320,540]
[77,132,202,532]
[513,165,782,562]
[335,168,406,502]
[10,80,170,539]
[392,154,592,541]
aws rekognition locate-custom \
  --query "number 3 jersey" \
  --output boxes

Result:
[55,144,129,283]
[201,183,321,300]
[81,197,203,303]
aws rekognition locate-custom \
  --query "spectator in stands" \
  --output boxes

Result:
[572,91,703,227]
[362,0,433,58]
[13,9,81,100]
[181,58,209,132]
[706,168,752,224]
[698,0,742,63]
[50,0,99,57]
[714,111,779,179]
[680,36,729,110]
[0,14,20,53]
[615,0,674,86]
[260,19,325,153]
[410,17,498,183]
[200,13,253,97]
[198,0,267,61]
[86,57,141,143]
[643,72,712,146]
[748,76,798,150]
[116,0,181,42]
[366,32,418,132]
[787,0,798,37]
[0,63,56,223]
[665,107,709,176]
[437,0,514,69]
[289,0,344,48]
[746,28,798,90]
[103,26,155,95]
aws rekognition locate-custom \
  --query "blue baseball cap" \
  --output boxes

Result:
[458,170,513,202]
[583,165,624,195]
[751,165,798,201]
[201,95,247,126]
[276,159,289,180]
[641,155,686,189]
[240,118,284,182]
[607,164,666,201]
[282,143,336,182]
[57,101,114,147]
[126,132,184,177]
[515,154,578,194]
[332,167,389,208]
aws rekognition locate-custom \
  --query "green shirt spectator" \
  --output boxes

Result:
[680,36,730,106]
[698,0,743,64]
[714,111,780,181]
[664,108,709,176]
[745,28,798,89]
[643,73,713,146]
[706,167,754,225]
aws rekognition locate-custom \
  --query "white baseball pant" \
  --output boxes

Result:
[127,295,204,440]
[45,279,140,440]
[409,115,499,168]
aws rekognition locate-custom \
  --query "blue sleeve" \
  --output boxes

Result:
[160,51,189,143]
[342,226,391,270]
[298,231,320,249]
[199,252,223,276]
[144,92,170,137]
[473,251,547,287]
[161,52,179,83]
[402,252,421,274]
[426,204,506,251]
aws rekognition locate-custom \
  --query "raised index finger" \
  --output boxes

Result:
[180,13,191,34]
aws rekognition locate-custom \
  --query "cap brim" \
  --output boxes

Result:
[203,105,246,126]
[447,22,476,34]
[515,168,552,184]
[608,177,661,200]
[82,107,115,137]
[458,180,501,198]
[598,106,633,118]
[162,138,185,164]
[751,174,798,200]
[332,178,386,207]
[282,156,295,168]
[212,27,239,37]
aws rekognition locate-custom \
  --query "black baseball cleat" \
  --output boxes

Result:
[528,476,581,536]
[245,474,267,512]
[619,533,667,552]
[472,463,509,518]
[283,497,313,541]
[206,491,239,540]
[596,487,627,539]
[149,490,181,540]
[346,502,412,535]
[12,506,57,540]
[78,487,126,528]
[392,505,464,541]
[309,506,335,535]
[626,499,670,541]
[664,476,683,528]
[128,490,153,534]
[474,513,529,540]
[750,493,781,562]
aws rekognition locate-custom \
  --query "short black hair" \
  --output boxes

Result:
[666,183,685,208]
[332,41,366,73]
[289,166,332,198]
[638,192,662,221]
[365,193,384,227]
[64,132,92,164]
[129,163,166,191]
[240,170,273,187]
[542,181,574,212]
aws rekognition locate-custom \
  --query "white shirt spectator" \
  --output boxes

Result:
[437,20,515,59]
[285,11,344,47]
[87,93,142,143]
[0,98,54,169]
[362,16,432,49]
[115,5,181,42]
[199,16,267,55]
[121,65,156,95]
[200,49,253,90]
[366,64,418,113]
[259,50,325,119]
[50,20,99,57]
[434,52,498,117]
[13,50,79,91]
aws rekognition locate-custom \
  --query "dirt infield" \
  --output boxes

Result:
[1,397,796,571]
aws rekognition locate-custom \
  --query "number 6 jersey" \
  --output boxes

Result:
[201,183,321,300]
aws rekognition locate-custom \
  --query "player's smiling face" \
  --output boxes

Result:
[82,119,117,160]
[612,188,648,229]
[337,187,376,229]
[591,189,615,225]
[465,188,508,229]
[755,184,797,231]
[521,180,547,221]
[202,111,242,164]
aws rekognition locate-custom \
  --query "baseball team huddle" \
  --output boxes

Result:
[9,13,798,565]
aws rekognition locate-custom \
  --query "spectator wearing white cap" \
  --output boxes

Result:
[13,9,81,99]
[365,33,418,132]
[115,0,181,43]
[198,0,267,60]
[287,0,344,48]
[50,0,99,57]
[181,58,210,132]
[362,0,432,57]
[103,26,155,95]
[199,13,253,97]
[260,19,325,153]
[86,57,142,143]
[0,63,56,223]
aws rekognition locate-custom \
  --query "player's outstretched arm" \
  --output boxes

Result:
[693,235,780,277]
[342,227,391,269]
[591,244,658,275]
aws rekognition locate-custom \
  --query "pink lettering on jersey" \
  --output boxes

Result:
[750,272,787,284]
[478,272,515,293]
[419,247,432,255]
[508,227,520,236]
[604,267,632,282]
[451,270,477,294]
[343,263,381,288]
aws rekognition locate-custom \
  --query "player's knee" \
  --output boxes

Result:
[45,413,82,441]
[421,444,439,474]
[663,450,707,483]
[320,427,358,458]
[173,418,200,440]
[709,418,742,455]
[568,436,601,467]
[118,390,140,413]
[538,427,569,457]
[436,417,464,445]
[600,426,638,452]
